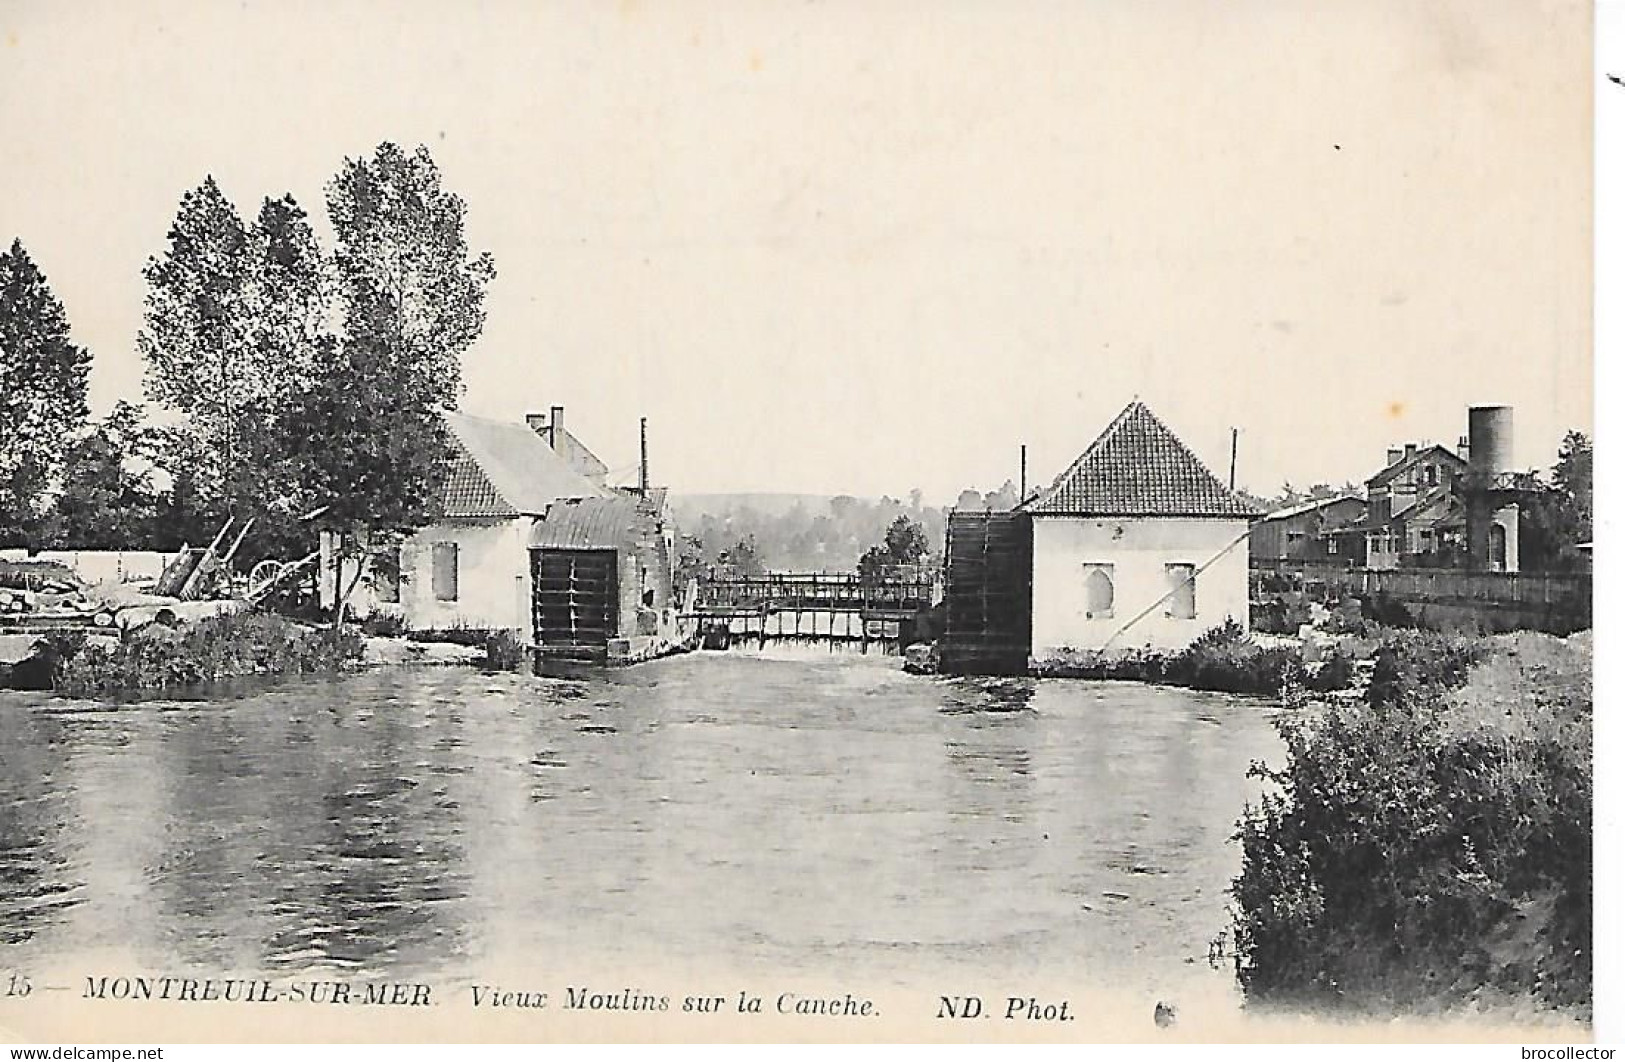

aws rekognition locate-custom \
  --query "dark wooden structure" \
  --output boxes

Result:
[531,548,619,658]
[940,511,1033,675]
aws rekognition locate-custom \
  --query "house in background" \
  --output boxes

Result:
[1019,399,1259,656]
[1361,441,1469,569]
[1250,494,1368,567]
[322,408,689,663]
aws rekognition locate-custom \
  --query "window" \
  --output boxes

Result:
[1164,563,1196,620]
[431,542,459,602]
[1081,563,1114,619]
[374,547,401,604]
[1326,536,1339,555]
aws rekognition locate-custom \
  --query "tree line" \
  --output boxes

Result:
[0,143,494,613]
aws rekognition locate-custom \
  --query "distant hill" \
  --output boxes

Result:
[669,492,943,573]
[669,484,1022,573]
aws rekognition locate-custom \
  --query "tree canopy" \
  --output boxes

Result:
[0,238,91,543]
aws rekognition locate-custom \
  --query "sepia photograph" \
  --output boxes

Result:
[0,0,1603,1048]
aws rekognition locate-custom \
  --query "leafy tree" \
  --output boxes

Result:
[327,142,496,407]
[142,182,341,562]
[45,402,165,549]
[279,142,496,624]
[883,514,930,566]
[859,514,931,582]
[1521,430,1593,572]
[0,239,92,544]
[272,329,453,626]
[1554,430,1593,541]
[716,536,766,578]
[138,178,261,519]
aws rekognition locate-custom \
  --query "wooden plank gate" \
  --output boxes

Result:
[940,511,1033,675]
[532,549,619,656]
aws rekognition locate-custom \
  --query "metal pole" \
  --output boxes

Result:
[1020,444,1027,503]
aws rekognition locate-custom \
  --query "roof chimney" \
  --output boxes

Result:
[547,405,565,451]
[1404,443,1417,461]
[1386,446,1403,466]
[639,416,649,495]
[1457,435,1470,461]
[525,412,549,439]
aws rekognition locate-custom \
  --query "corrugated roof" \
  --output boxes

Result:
[528,495,646,549]
[1023,400,1260,518]
[1259,494,1365,523]
[440,412,610,519]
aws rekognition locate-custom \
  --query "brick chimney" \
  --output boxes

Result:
[1386,446,1403,466]
[525,412,549,440]
[1404,443,1417,461]
[548,405,565,451]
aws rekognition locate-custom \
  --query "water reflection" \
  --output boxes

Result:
[0,654,1281,993]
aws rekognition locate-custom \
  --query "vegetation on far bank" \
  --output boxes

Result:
[1230,629,1592,1021]
[16,611,365,696]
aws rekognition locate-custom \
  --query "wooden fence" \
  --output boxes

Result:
[1252,559,1591,633]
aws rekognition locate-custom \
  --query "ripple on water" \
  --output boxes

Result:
[0,660,1283,992]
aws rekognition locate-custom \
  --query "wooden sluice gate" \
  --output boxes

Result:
[939,511,1033,675]
[687,570,941,654]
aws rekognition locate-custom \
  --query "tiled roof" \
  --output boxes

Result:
[528,495,647,550]
[439,412,610,519]
[1023,400,1260,518]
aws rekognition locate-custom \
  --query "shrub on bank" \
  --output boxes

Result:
[1162,619,1307,695]
[1031,620,1338,697]
[1230,632,1592,1017]
[481,630,528,671]
[51,611,364,695]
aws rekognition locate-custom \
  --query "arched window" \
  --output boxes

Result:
[1082,564,1115,619]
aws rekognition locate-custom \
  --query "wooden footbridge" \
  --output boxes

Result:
[685,569,943,653]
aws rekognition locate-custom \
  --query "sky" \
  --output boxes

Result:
[0,0,1593,503]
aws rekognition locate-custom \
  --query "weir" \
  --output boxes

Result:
[686,570,941,654]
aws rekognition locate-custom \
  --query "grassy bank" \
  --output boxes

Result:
[1230,630,1592,1019]
[40,612,365,695]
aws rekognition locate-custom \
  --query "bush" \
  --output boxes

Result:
[407,625,494,648]
[481,629,528,671]
[359,611,408,638]
[1366,630,1485,708]
[1030,647,1168,681]
[52,611,364,695]
[1162,619,1306,696]
[1230,634,1592,1017]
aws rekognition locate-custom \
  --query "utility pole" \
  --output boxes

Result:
[1020,444,1027,503]
[1229,427,1239,491]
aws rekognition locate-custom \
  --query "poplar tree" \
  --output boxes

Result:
[287,142,495,622]
[0,238,92,543]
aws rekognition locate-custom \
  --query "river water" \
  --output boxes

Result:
[0,649,1283,1013]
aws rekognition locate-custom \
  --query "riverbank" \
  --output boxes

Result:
[1230,628,1592,1021]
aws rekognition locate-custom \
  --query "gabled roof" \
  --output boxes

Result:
[440,412,610,519]
[1366,444,1467,489]
[1259,494,1365,523]
[1022,400,1260,518]
[536,424,610,482]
